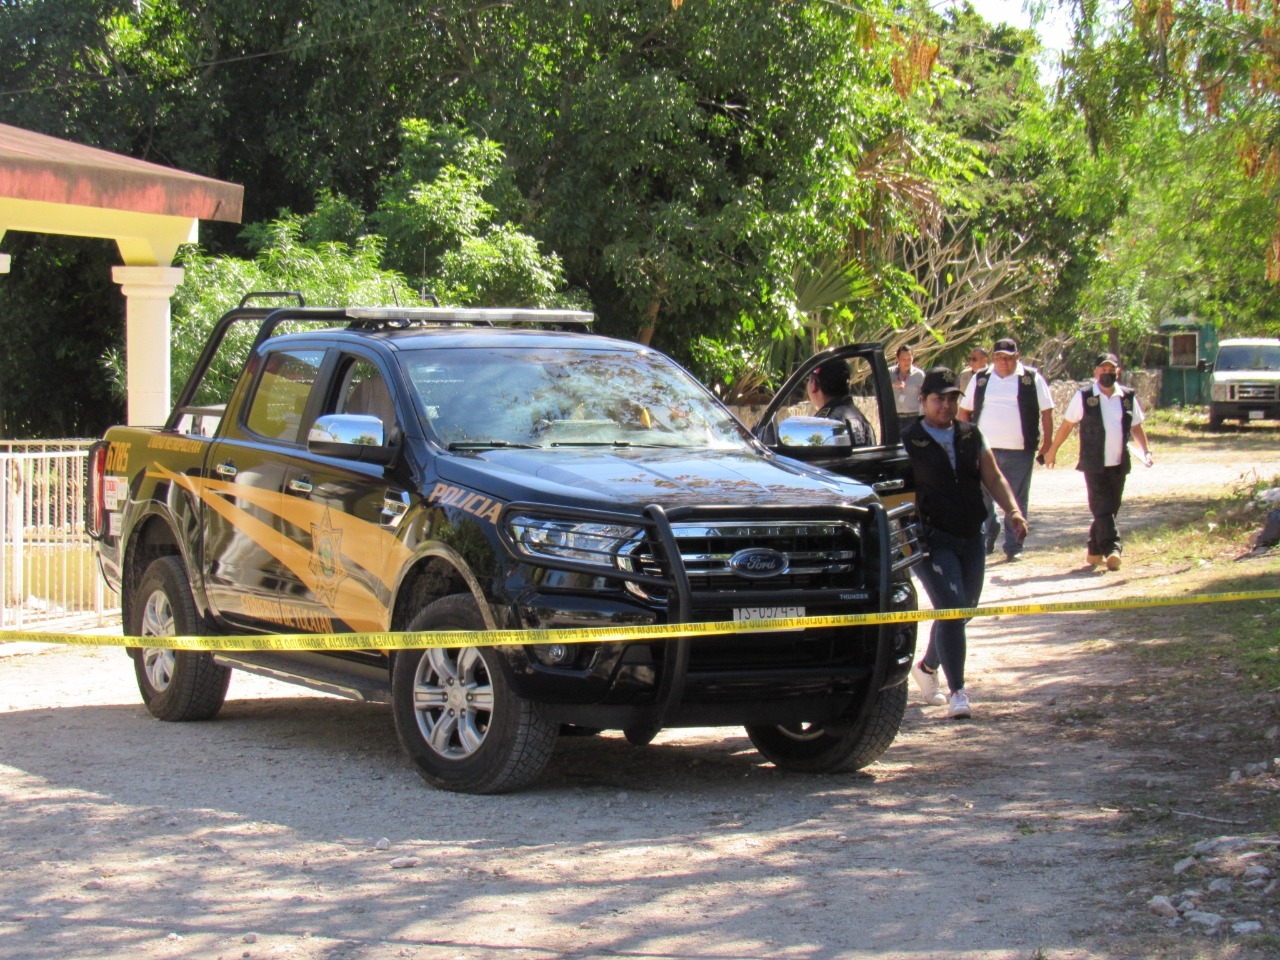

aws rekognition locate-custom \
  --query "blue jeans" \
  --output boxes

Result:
[983,448,1035,556]
[914,525,987,694]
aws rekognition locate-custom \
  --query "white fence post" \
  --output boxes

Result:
[0,441,121,632]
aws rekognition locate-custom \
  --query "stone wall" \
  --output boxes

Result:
[1048,369,1162,420]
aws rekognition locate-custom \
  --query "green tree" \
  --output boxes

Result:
[915,3,1127,367]
[441,0,961,361]
[1065,0,1280,284]
[102,219,421,403]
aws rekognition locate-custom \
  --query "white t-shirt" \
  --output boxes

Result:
[959,362,1053,450]
[1063,382,1145,467]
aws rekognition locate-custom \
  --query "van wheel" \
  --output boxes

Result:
[129,556,229,721]
[1208,411,1224,429]
[745,682,907,773]
[392,595,557,794]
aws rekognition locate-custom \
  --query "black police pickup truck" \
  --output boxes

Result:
[87,294,918,793]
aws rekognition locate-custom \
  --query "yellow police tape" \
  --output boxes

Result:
[2,588,1277,653]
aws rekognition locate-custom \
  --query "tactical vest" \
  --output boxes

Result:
[1076,386,1134,474]
[972,366,1041,451]
[902,420,988,538]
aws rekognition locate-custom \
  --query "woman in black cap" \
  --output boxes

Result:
[903,367,1027,719]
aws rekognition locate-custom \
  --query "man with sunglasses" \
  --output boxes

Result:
[958,345,990,394]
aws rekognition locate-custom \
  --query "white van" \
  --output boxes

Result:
[1203,337,1280,427]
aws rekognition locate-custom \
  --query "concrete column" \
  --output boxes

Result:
[112,266,184,426]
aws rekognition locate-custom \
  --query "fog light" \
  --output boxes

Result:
[531,643,576,667]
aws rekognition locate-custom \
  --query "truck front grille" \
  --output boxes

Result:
[1232,384,1279,401]
[618,520,861,601]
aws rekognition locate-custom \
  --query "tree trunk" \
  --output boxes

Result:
[637,299,660,346]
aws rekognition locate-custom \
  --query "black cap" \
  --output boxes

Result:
[1095,352,1120,367]
[920,366,962,396]
[992,337,1018,355]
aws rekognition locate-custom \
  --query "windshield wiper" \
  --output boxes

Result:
[447,440,542,450]
[549,440,685,448]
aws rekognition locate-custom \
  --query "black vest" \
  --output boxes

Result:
[1076,385,1134,474]
[972,367,1042,451]
[902,419,988,538]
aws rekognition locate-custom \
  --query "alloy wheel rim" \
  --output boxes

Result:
[412,647,495,759]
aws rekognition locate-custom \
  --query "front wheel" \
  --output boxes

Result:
[745,681,907,774]
[128,556,229,721]
[391,595,557,794]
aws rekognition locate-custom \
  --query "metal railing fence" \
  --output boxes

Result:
[1,441,120,629]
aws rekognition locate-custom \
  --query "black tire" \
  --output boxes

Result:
[623,724,659,746]
[1208,411,1224,429]
[391,594,557,794]
[745,681,908,774]
[128,556,230,722]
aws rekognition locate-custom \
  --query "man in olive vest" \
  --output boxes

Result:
[959,337,1054,561]
[1044,353,1154,570]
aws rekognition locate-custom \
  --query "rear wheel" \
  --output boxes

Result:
[745,681,907,773]
[128,556,229,721]
[392,595,557,793]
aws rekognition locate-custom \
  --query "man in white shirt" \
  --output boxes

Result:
[1045,353,1154,570]
[891,345,926,433]
[959,337,1053,561]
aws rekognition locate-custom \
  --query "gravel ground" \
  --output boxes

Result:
[2,426,1279,960]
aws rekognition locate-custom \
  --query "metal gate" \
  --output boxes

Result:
[1,441,120,629]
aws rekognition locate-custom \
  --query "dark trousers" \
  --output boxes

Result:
[913,525,986,693]
[1084,467,1128,556]
[983,448,1035,557]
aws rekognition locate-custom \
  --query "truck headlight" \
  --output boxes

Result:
[506,515,642,568]
[1210,383,1230,402]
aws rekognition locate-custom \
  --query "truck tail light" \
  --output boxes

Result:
[84,441,109,541]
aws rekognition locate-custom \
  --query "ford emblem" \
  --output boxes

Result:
[727,547,789,579]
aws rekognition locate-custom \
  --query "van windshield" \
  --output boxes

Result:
[1216,344,1280,372]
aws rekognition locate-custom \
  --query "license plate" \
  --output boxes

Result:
[733,606,805,633]
[1248,410,1264,419]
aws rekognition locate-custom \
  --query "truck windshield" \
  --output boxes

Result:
[399,347,752,450]
[1216,344,1280,371]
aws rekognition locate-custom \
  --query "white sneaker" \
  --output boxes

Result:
[947,689,972,719]
[912,663,946,706]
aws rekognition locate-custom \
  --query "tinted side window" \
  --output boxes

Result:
[244,349,326,442]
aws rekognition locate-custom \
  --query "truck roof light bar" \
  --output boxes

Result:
[343,307,594,330]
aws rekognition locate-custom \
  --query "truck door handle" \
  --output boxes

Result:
[381,490,409,528]
[215,461,238,479]
[287,477,314,494]
[873,479,904,492]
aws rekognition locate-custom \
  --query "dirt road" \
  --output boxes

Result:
[2,427,1279,960]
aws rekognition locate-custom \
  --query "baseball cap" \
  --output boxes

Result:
[1095,352,1120,367]
[920,367,962,396]
[992,338,1018,355]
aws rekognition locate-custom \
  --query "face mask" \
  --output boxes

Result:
[1098,372,1117,388]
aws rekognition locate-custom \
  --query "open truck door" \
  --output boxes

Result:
[752,343,915,511]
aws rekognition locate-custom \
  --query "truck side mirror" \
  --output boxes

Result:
[1197,358,1210,373]
[307,414,397,464]
[777,415,852,448]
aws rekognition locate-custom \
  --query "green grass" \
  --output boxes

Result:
[1104,439,1280,690]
